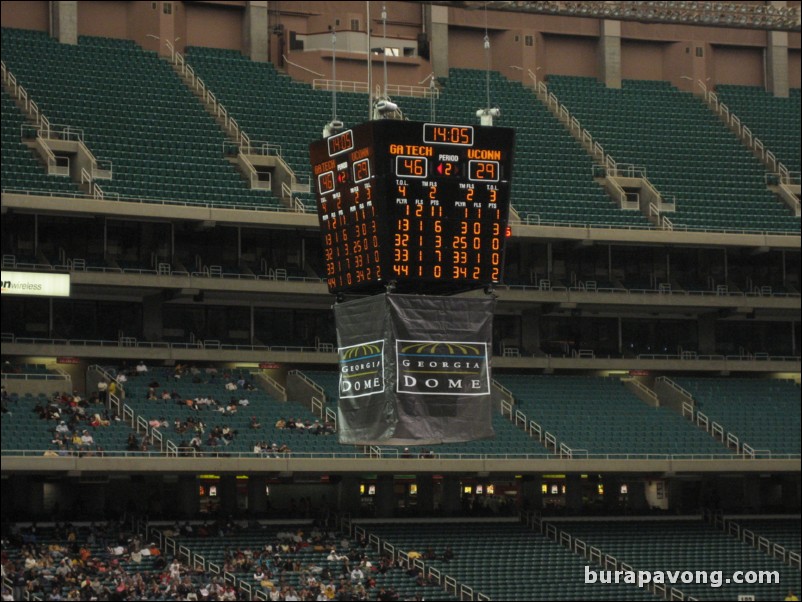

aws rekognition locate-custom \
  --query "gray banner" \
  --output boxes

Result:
[334,293,496,445]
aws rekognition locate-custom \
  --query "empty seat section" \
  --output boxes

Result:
[183,49,649,227]
[1,87,80,196]
[715,85,800,173]
[554,519,802,601]
[1,27,281,210]
[673,377,801,454]
[546,76,798,233]
[364,521,658,601]
[731,517,801,555]
[495,375,732,456]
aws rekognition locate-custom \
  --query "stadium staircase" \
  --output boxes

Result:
[529,71,675,228]
[495,375,734,458]
[669,377,801,457]
[552,516,802,601]
[163,42,310,212]
[172,48,654,228]
[705,511,801,570]
[119,367,357,457]
[702,83,801,217]
[705,84,800,174]
[428,68,652,228]
[544,76,799,233]
[1,74,83,197]
[0,27,281,210]
[353,518,660,601]
[162,521,456,601]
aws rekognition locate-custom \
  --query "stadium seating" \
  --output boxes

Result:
[1,522,201,600]
[0,392,140,454]
[121,367,350,456]
[0,28,281,210]
[553,519,802,601]
[172,526,455,600]
[495,375,733,456]
[714,85,801,173]
[673,377,801,454]
[182,49,651,227]
[361,521,658,600]
[2,87,80,195]
[434,69,651,228]
[545,76,798,233]
[729,517,801,555]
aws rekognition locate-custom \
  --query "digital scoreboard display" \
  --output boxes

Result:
[309,120,515,294]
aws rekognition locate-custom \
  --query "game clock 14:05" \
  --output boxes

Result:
[309,120,515,295]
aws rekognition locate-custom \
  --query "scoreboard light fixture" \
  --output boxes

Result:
[425,1,801,32]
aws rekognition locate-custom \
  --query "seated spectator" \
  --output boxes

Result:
[80,430,95,447]
[136,361,148,375]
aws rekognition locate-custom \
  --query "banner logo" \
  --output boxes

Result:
[396,340,490,396]
[339,340,385,399]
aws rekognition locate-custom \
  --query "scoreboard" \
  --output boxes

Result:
[309,120,515,294]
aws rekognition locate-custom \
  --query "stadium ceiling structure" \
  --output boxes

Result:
[426,1,802,32]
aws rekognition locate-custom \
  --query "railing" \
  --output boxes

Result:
[350,523,483,600]
[5,333,800,368]
[501,399,558,453]
[656,376,696,401]
[680,400,752,456]
[281,181,305,212]
[2,61,49,132]
[1,371,69,382]
[166,41,312,195]
[533,515,691,601]
[309,394,337,429]
[166,41,249,150]
[532,74,619,177]
[150,528,255,599]
[288,369,327,397]
[708,511,802,569]
[20,123,65,175]
[4,446,798,461]
[612,177,639,210]
[1,185,306,213]
[491,378,515,405]
[622,376,660,405]
[697,79,792,185]
[312,78,439,98]
[80,166,92,188]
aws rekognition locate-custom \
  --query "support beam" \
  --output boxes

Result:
[245,1,269,63]
[599,19,621,89]
[51,0,78,45]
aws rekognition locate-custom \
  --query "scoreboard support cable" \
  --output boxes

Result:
[310,120,515,295]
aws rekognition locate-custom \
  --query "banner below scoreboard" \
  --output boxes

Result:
[334,293,496,446]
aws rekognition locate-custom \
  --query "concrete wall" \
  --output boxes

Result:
[713,44,765,86]
[0,0,49,31]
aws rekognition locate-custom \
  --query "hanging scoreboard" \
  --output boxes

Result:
[310,120,515,294]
